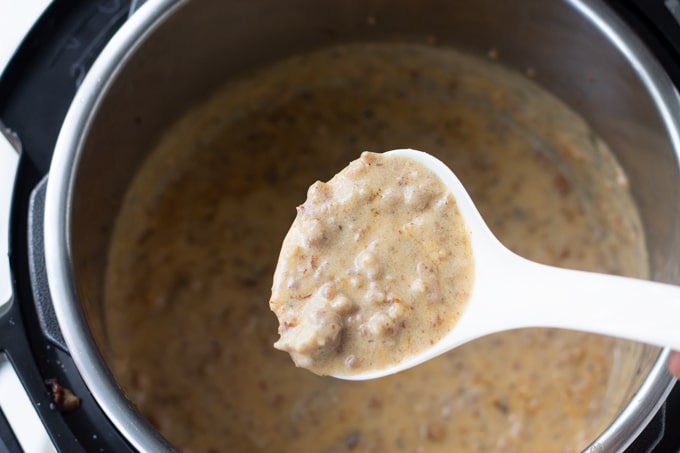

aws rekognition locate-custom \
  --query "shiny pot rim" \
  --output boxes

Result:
[43,0,679,451]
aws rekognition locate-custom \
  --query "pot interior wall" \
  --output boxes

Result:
[69,0,676,440]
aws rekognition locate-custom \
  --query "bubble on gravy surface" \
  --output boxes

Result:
[270,152,474,376]
[104,43,649,452]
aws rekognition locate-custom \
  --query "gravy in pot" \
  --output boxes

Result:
[104,44,647,452]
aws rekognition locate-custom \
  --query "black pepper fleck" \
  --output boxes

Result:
[344,431,361,449]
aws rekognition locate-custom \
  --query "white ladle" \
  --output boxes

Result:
[336,148,680,381]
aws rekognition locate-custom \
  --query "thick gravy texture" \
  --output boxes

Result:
[271,151,474,376]
[104,44,648,452]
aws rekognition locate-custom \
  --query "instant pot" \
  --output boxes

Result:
[2,0,680,451]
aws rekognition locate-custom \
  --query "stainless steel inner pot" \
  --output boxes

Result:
[44,0,680,451]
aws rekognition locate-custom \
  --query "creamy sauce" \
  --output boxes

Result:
[104,43,648,452]
[271,152,473,375]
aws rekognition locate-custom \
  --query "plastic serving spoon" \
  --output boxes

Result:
[336,148,680,381]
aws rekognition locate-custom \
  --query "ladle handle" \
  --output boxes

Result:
[481,251,680,350]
